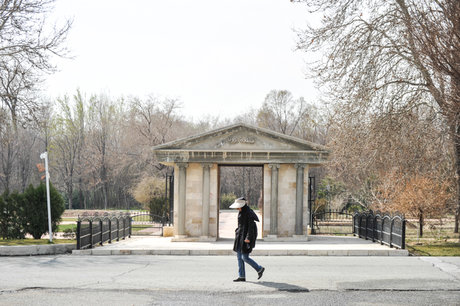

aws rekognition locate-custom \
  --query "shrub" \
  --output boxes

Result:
[62,227,76,239]
[0,191,27,239]
[22,183,65,239]
[131,176,165,209]
[220,193,237,210]
[148,196,168,217]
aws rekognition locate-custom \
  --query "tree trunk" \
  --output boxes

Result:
[103,183,108,210]
[455,134,460,233]
[3,141,13,192]
[78,186,84,210]
[67,184,73,210]
[452,121,460,233]
[418,212,424,238]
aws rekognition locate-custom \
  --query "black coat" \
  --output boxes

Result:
[233,205,259,254]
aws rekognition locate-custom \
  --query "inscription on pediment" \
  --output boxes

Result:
[153,123,328,152]
[220,136,256,145]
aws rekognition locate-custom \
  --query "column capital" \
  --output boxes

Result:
[177,162,188,169]
[200,163,213,169]
[294,163,307,169]
[268,163,280,169]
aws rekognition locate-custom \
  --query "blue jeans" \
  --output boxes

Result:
[237,251,262,278]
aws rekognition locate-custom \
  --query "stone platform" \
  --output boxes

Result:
[72,235,409,256]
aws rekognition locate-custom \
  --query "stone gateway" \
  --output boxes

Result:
[152,123,329,241]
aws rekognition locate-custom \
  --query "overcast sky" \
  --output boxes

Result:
[45,0,317,121]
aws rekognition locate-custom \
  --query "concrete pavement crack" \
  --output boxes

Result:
[419,257,460,281]
[1,287,460,294]
[68,262,152,289]
[111,262,152,279]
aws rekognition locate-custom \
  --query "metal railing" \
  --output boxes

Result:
[353,211,406,249]
[130,213,166,236]
[311,210,354,234]
[76,212,131,250]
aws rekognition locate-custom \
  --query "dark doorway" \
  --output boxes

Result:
[218,165,263,239]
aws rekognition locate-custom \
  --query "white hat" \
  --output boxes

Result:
[229,197,247,209]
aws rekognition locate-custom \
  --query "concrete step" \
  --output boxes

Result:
[72,248,408,256]
[0,243,75,256]
[71,235,409,256]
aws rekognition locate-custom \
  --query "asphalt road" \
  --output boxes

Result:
[0,255,459,305]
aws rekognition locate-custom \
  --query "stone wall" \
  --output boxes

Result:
[303,165,310,232]
[263,163,309,237]
[174,162,308,239]
[173,164,179,236]
[173,163,219,238]
[263,164,271,237]
[184,163,203,237]
[209,165,218,237]
[278,164,297,237]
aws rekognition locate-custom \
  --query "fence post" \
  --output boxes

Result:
[310,213,314,234]
[368,212,374,241]
[364,213,368,240]
[402,218,406,249]
[108,219,112,244]
[353,213,356,236]
[372,215,376,242]
[380,218,384,245]
[129,216,132,238]
[99,219,103,246]
[389,217,394,248]
[117,218,120,241]
[76,220,81,250]
[89,219,93,249]
[122,217,126,239]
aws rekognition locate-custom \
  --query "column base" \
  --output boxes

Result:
[172,235,188,242]
[263,235,309,242]
[292,235,309,241]
[199,236,217,242]
[264,235,278,241]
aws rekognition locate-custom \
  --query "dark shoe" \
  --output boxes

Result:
[233,277,246,282]
[257,267,265,280]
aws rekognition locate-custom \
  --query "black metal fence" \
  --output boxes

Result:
[130,213,166,236]
[311,210,354,234]
[353,211,406,249]
[76,212,131,250]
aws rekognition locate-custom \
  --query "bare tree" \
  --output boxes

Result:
[257,90,309,136]
[85,95,119,210]
[50,94,85,209]
[295,0,460,232]
[0,0,71,127]
[0,116,17,191]
[130,95,182,146]
[0,0,71,193]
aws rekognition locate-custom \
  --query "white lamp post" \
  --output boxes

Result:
[40,152,53,243]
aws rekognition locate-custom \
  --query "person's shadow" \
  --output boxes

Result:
[248,281,309,292]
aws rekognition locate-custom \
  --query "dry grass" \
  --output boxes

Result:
[405,216,459,256]
[0,239,76,246]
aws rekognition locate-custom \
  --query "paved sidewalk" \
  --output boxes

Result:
[74,210,408,256]
[72,235,409,256]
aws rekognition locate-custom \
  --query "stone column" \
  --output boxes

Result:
[295,163,306,235]
[201,163,212,237]
[177,163,188,237]
[268,163,280,236]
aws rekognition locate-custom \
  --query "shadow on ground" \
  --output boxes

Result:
[249,281,309,292]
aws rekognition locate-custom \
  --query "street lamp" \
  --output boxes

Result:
[40,152,53,243]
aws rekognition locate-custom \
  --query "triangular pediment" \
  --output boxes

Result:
[153,123,327,152]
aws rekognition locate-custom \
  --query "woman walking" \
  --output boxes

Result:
[230,197,265,282]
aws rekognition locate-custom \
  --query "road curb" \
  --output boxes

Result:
[72,248,409,256]
[0,243,76,256]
